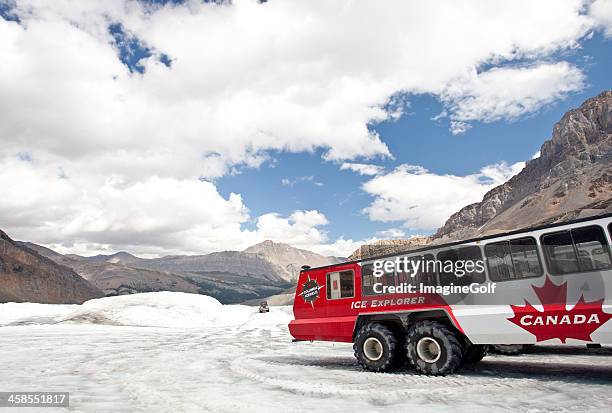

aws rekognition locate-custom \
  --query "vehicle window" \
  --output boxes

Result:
[361,264,376,296]
[327,270,354,299]
[542,226,611,275]
[541,230,579,274]
[572,226,612,271]
[437,246,485,286]
[485,237,542,281]
[383,270,396,289]
[485,241,513,281]
[510,238,543,278]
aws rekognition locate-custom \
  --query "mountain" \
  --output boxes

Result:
[20,242,301,304]
[350,90,612,260]
[348,237,431,261]
[434,90,612,241]
[133,251,289,283]
[19,240,335,304]
[21,243,201,297]
[70,251,142,266]
[243,240,342,280]
[0,230,103,304]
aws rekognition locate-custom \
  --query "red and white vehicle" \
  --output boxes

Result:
[289,214,612,375]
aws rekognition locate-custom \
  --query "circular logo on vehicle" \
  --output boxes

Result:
[299,275,323,307]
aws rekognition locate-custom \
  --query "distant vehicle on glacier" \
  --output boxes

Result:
[289,214,612,375]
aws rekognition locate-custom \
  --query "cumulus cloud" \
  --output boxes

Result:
[439,62,586,134]
[0,151,366,256]
[340,162,385,176]
[362,161,526,230]
[0,0,608,255]
[590,0,612,37]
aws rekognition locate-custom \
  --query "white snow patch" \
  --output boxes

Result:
[0,302,77,326]
[0,292,287,329]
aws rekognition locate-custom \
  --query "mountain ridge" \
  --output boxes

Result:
[16,239,336,304]
[0,230,103,304]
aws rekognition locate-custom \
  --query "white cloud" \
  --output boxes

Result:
[590,0,612,37]
[362,161,525,230]
[309,237,378,258]
[375,228,406,238]
[0,0,606,255]
[254,210,329,248]
[0,151,367,256]
[439,62,586,134]
[281,176,323,187]
[340,162,385,176]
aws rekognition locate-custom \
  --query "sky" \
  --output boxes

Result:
[0,0,611,258]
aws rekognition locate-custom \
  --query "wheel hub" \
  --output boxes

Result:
[416,337,441,363]
[363,337,384,361]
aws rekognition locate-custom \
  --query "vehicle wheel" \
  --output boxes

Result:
[406,320,464,375]
[490,344,531,355]
[462,344,487,365]
[353,323,401,372]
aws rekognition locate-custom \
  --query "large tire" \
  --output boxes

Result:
[490,344,531,355]
[406,320,464,375]
[463,344,487,365]
[353,323,402,372]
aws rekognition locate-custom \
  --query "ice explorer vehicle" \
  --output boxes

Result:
[289,214,612,375]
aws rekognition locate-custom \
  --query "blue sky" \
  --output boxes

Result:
[0,0,611,257]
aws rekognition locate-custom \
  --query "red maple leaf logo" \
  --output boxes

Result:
[508,277,612,343]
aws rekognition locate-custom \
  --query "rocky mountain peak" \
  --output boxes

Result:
[433,90,612,242]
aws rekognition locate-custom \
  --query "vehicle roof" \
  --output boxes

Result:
[301,212,612,273]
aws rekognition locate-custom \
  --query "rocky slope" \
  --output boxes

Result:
[132,251,289,283]
[0,230,103,304]
[348,237,431,261]
[244,240,341,280]
[434,90,612,242]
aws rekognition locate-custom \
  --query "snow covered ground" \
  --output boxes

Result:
[0,292,611,413]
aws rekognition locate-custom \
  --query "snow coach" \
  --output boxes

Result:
[289,214,612,375]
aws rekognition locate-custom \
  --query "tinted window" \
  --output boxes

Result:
[573,226,612,271]
[398,254,436,286]
[485,237,542,281]
[541,231,578,274]
[542,226,611,275]
[361,264,376,296]
[383,270,396,289]
[326,270,354,299]
[437,246,485,285]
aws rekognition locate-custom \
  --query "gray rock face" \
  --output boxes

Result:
[133,250,289,283]
[434,90,612,241]
[348,237,431,261]
[0,231,103,304]
[244,240,341,280]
